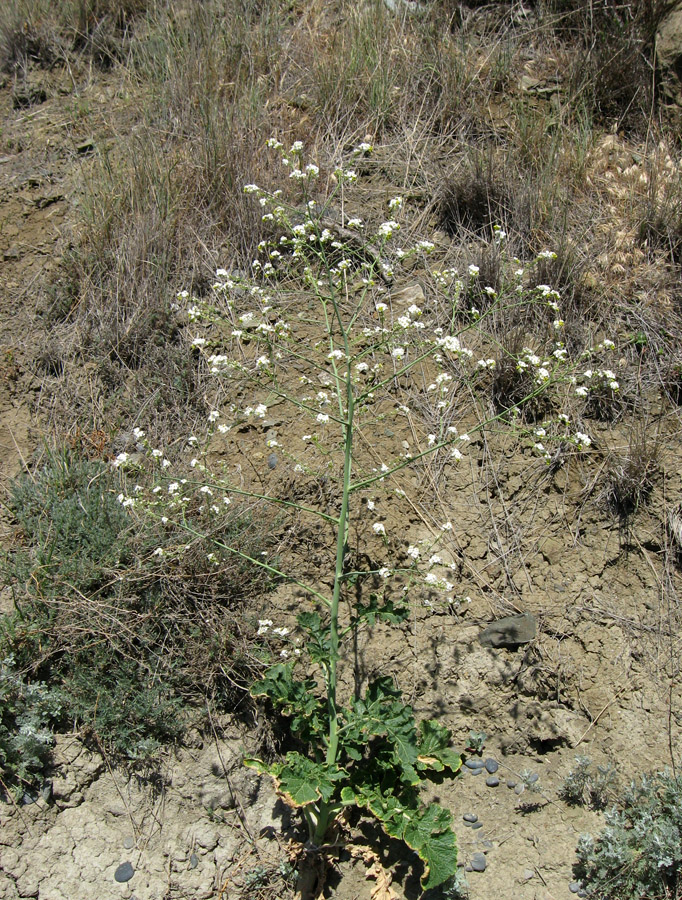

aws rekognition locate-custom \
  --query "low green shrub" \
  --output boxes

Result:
[1,447,277,790]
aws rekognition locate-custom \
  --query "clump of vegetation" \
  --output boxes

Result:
[559,755,618,811]
[575,767,682,900]
[0,446,278,788]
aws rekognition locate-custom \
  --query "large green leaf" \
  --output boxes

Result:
[346,785,457,890]
[417,720,463,775]
[250,662,326,740]
[245,751,347,808]
[348,677,420,783]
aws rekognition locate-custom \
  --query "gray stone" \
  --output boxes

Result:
[189,853,199,869]
[484,758,498,773]
[267,453,278,469]
[463,813,478,823]
[470,852,487,872]
[123,836,135,850]
[464,758,485,769]
[114,862,135,883]
[569,883,581,894]
[485,776,499,787]
[478,612,537,648]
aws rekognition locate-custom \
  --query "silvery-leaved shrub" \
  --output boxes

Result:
[575,767,682,900]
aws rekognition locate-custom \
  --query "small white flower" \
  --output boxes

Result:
[468,264,480,277]
[355,362,369,373]
[575,385,589,397]
[316,413,330,424]
[441,521,453,531]
[367,499,376,511]
[378,567,391,579]
[153,547,164,557]
[451,447,463,460]
[257,619,273,635]
[372,523,386,536]
[272,627,290,637]
[168,482,180,494]
[407,545,420,560]
[218,424,230,434]
[391,347,405,360]
[113,452,129,468]
[199,486,213,495]
[254,404,268,418]
[389,196,404,212]
[574,431,591,449]
[151,448,163,458]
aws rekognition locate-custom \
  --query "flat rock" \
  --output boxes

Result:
[478,612,537,648]
[114,862,134,883]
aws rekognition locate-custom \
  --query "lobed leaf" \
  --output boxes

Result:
[246,751,347,808]
[347,784,457,890]
[250,662,326,740]
[416,719,462,775]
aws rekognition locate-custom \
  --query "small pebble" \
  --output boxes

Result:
[463,813,478,823]
[189,853,199,869]
[470,852,487,872]
[267,453,278,469]
[471,821,483,830]
[471,767,483,775]
[114,862,135,883]
[514,783,525,795]
[506,779,516,789]
[123,837,135,850]
[569,883,581,894]
[465,865,473,873]
[485,776,500,787]
[523,869,534,881]
[527,772,539,784]
[464,758,485,770]
[485,758,498,774]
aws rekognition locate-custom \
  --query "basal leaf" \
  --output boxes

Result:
[402,804,457,891]
[417,720,462,775]
[349,678,419,783]
[253,751,347,808]
[351,785,457,890]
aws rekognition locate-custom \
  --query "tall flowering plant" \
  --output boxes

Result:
[117,139,609,890]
